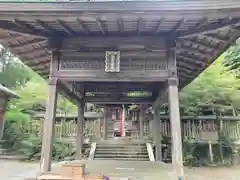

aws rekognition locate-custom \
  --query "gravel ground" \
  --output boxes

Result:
[1,159,240,180]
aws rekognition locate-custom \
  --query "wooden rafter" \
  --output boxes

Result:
[179,47,212,59]
[26,59,50,67]
[32,65,50,72]
[181,39,215,52]
[76,18,89,35]
[171,18,185,32]
[9,39,46,50]
[56,19,75,35]
[0,20,47,38]
[177,61,196,71]
[0,34,23,42]
[13,19,37,34]
[194,17,208,31]
[178,54,205,66]
[36,19,56,36]
[18,46,49,56]
[203,34,230,42]
[177,17,240,38]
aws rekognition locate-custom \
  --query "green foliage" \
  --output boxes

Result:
[1,109,74,161]
[2,110,31,149]
[180,54,240,114]
[223,42,240,76]
[0,48,32,88]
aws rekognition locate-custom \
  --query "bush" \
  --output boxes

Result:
[1,110,74,161]
[2,110,31,149]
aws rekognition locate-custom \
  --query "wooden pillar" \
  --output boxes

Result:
[103,107,108,140]
[168,77,184,179]
[153,106,162,161]
[40,78,58,173]
[76,101,84,160]
[139,105,145,138]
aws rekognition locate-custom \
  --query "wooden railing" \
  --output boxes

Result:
[32,115,240,142]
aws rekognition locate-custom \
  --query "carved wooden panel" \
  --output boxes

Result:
[60,59,104,70]
[121,58,167,71]
[60,56,167,71]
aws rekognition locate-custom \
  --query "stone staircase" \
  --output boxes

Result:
[94,139,149,161]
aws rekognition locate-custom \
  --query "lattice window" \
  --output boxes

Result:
[105,51,120,72]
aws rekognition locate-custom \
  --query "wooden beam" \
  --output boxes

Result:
[76,18,89,35]
[86,98,152,104]
[152,87,167,108]
[194,17,208,31]
[56,19,75,35]
[61,51,166,58]
[57,80,83,105]
[36,19,56,36]
[137,18,144,36]
[13,19,37,33]
[96,19,105,35]
[54,70,169,82]
[154,18,164,34]
[171,18,185,32]
[61,36,166,50]
[0,20,48,38]
[9,39,47,50]
[177,17,240,38]
[117,18,124,33]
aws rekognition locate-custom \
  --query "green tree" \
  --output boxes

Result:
[0,47,32,88]
[180,54,240,114]
[223,41,240,76]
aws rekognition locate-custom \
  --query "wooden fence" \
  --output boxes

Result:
[31,116,240,143]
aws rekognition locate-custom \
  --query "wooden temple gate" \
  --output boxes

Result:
[0,1,240,179]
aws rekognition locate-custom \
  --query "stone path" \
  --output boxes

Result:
[0,160,39,180]
[1,159,240,180]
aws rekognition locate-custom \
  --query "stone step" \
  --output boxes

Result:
[96,147,147,150]
[96,152,148,156]
[95,149,148,153]
[95,154,148,158]
[97,144,145,147]
[94,157,149,161]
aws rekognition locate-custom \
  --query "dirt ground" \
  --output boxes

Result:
[1,159,240,180]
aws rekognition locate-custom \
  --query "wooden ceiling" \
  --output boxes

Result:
[0,1,240,104]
